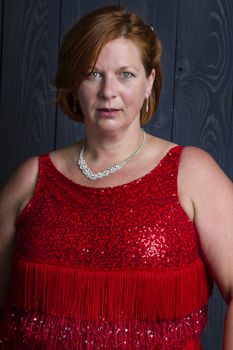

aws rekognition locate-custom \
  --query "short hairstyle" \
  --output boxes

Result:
[54,5,162,125]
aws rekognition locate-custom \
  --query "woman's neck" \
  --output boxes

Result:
[83,127,144,166]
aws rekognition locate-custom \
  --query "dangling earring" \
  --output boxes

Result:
[145,95,149,113]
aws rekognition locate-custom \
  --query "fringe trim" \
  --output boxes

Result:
[10,255,212,321]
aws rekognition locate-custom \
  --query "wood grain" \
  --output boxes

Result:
[0,0,3,94]
[173,1,233,348]
[0,0,60,186]
[173,0,233,173]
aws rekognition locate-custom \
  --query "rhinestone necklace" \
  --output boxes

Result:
[78,129,146,181]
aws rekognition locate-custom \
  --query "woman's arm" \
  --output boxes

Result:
[178,147,233,349]
[0,156,38,307]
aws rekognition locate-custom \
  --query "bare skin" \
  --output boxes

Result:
[0,156,38,306]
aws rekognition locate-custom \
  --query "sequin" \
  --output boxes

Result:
[1,146,212,349]
[4,305,208,349]
[15,148,200,269]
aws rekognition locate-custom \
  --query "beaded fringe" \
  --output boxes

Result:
[2,307,207,349]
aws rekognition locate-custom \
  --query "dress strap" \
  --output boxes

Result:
[156,145,184,187]
[168,145,184,160]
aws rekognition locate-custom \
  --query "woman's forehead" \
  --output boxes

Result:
[93,37,144,68]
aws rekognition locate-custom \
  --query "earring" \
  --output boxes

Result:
[145,95,149,113]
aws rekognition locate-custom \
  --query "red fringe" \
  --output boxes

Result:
[10,255,212,321]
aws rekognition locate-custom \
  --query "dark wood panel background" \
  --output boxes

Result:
[0,1,233,348]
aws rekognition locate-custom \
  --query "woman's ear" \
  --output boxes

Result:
[146,68,156,96]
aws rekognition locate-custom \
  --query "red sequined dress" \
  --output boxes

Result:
[1,146,212,349]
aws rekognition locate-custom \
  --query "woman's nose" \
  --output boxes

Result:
[99,75,116,99]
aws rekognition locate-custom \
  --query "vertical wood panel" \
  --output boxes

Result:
[0,0,3,93]
[0,0,60,186]
[54,0,81,150]
[119,0,178,140]
[173,0,233,174]
[55,0,119,149]
[173,0,233,349]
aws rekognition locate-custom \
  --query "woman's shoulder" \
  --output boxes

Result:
[148,138,217,170]
[181,145,212,160]
[144,135,216,169]
[178,146,232,201]
[149,137,211,162]
[179,145,220,176]
[149,138,231,197]
[0,156,39,245]
[1,156,39,198]
[0,143,79,228]
[146,135,181,165]
[48,142,81,173]
[0,156,39,215]
[147,134,177,152]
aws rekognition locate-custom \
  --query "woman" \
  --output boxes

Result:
[0,5,233,349]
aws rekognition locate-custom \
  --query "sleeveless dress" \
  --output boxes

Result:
[1,145,213,349]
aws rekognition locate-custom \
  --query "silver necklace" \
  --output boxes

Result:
[78,129,145,181]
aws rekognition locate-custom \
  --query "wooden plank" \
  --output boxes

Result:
[55,0,119,149]
[0,0,3,90]
[120,0,178,140]
[0,0,60,186]
[173,0,233,174]
[173,0,233,349]
[0,0,4,112]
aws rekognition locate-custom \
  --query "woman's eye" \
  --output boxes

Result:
[87,71,101,79]
[120,72,134,79]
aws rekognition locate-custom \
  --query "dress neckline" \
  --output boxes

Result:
[46,145,182,193]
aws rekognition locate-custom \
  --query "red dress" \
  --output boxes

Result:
[1,146,212,349]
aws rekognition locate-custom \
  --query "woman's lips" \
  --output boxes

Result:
[98,108,119,111]
[97,108,120,116]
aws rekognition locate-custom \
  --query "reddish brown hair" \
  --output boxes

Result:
[54,5,162,124]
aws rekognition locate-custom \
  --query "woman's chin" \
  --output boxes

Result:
[91,118,124,133]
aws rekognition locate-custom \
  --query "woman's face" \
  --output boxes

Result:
[76,37,155,134]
